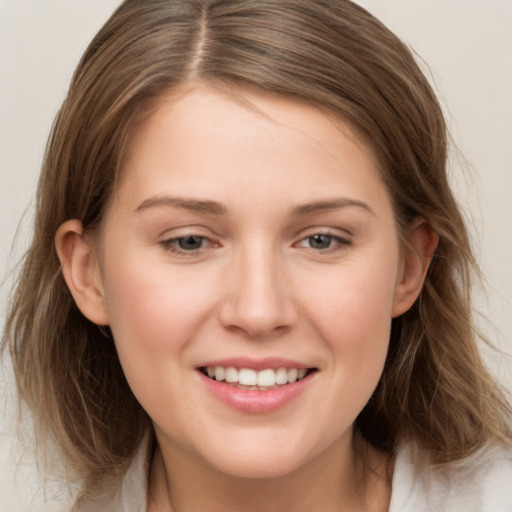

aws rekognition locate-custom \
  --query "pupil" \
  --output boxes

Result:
[310,234,331,249]
[178,236,203,250]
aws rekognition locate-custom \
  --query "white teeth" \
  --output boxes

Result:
[214,366,225,382]
[238,368,257,386]
[225,367,238,383]
[287,368,298,383]
[275,367,288,385]
[205,366,310,387]
[257,369,276,387]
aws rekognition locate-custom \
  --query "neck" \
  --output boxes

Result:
[148,431,392,512]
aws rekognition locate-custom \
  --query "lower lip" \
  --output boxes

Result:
[198,371,315,414]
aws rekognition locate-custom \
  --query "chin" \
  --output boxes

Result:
[197,437,319,480]
[210,456,304,480]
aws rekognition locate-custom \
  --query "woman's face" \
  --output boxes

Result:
[93,84,413,478]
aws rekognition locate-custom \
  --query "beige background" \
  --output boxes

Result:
[1,1,511,509]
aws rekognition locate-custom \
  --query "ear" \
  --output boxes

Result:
[392,219,438,318]
[55,220,110,325]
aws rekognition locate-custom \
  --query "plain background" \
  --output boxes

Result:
[1,1,511,510]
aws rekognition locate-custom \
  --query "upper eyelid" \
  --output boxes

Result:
[294,226,354,239]
[157,224,219,239]
[160,234,215,245]
[295,233,351,245]
[159,236,219,257]
[293,227,353,247]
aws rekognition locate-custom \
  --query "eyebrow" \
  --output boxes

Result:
[135,195,374,217]
[135,196,227,215]
[291,198,375,217]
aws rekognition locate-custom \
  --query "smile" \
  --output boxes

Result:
[200,366,313,389]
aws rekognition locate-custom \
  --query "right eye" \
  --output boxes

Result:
[160,235,217,256]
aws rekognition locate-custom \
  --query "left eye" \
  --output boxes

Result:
[175,235,208,250]
[296,233,349,251]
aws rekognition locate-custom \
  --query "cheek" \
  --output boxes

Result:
[103,258,212,352]
[99,257,217,421]
[303,256,398,368]
[98,255,217,409]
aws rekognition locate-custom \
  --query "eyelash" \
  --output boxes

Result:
[294,232,352,253]
[159,235,217,256]
[160,231,351,257]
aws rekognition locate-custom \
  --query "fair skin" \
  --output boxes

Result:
[56,83,436,511]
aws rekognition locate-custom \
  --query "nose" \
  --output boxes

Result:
[218,244,298,339]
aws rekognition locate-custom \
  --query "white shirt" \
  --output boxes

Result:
[78,441,512,511]
[389,444,512,511]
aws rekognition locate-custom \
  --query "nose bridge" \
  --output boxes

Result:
[219,237,296,337]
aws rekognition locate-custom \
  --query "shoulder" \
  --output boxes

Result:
[389,443,512,512]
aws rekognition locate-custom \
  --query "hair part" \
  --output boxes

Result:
[3,0,511,500]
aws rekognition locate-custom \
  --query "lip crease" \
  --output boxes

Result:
[196,358,317,414]
[195,357,313,371]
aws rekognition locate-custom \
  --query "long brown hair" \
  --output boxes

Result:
[3,0,511,498]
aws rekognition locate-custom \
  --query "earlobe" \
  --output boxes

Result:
[392,219,438,318]
[55,220,110,325]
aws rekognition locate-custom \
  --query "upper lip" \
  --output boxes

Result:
[196,357,315,371]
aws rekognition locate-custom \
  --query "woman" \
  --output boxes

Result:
[3,0,511,510]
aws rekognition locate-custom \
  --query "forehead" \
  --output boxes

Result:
[113,83,389,215]
[129,83,375,156]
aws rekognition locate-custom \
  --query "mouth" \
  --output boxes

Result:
[199,366,317,391]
